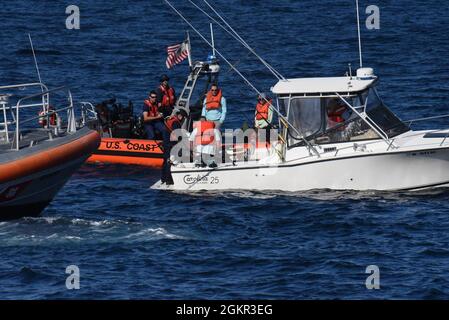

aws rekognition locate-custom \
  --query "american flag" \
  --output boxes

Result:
[166,40,189,69]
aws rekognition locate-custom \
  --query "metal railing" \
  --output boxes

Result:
[79,102,97,126]
[404,114,449,147]
[0,82,76,151]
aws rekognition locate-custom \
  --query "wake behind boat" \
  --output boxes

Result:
[0,83,100,220]
[150,0,449,192]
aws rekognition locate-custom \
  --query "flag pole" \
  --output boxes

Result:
[186,31,193,68]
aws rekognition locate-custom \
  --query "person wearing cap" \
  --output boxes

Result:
[202,84,227,130]
[161,109,188,185]
[254,93,273,129]
[156,74,176,118]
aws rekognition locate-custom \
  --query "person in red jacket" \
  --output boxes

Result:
[327,99,348,129]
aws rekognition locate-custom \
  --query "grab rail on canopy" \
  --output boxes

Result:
[404,114,449,147]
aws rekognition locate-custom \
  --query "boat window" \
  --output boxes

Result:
[287,98,323,146]
[364,89,409,137]
[278,97,288,116]
[313,88,408,144]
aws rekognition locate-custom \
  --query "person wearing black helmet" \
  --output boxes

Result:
[156,74,177,118]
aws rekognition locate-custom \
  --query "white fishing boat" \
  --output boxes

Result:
[152,0,449,192]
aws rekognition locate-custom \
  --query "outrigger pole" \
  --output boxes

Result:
[356,0,363,68]
[163,0,321,158]
[187,0,285,81]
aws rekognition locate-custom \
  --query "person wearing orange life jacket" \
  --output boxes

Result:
[156,74,176,118]
[326,99,348,129]
[202,84,227,130]
[142,91,168,140]
[254,93,274,129]
[190,116,222,168]
[38,106,58,128]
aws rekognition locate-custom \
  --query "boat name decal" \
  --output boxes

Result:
[183,175,220,185]
[105,141,160,152]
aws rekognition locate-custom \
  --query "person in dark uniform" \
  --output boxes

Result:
[161,109,188,184]
[142,91,167,140]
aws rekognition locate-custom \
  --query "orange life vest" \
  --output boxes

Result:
[194,121,216,145]
[255,99,272,120]
[159,85,176,108]
[144,99,160,118]
[205,89,223,110]
[165,115,181,133]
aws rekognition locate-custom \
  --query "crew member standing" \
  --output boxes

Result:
[202,84,227,130]
[161,109,188,185]
[156,74,176,118]
[254,93,273,129]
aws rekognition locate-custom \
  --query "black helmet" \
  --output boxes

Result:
[177,108,188,118]
[160,74,170,82]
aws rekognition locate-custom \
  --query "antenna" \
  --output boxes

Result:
[28,34,43,86]
[356,0,363,68]
[210,23,216,57]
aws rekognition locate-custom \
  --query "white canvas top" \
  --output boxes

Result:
[271,76,377,95]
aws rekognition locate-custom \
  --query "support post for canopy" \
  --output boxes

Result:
[210,23,216,58]
[356,0,363,68]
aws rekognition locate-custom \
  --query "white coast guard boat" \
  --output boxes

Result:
[152,0,449,192]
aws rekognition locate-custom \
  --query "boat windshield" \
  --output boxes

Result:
[280,88,409,147]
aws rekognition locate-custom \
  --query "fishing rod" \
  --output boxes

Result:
[186,0,285,80]
[163,0,321,157]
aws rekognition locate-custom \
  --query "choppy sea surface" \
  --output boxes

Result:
[1,0,449,299]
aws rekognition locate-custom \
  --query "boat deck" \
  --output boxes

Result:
[0,129,62,152]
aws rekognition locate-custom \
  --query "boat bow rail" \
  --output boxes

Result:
[0,83,78,151]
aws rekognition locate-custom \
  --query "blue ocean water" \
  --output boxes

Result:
[1,0,449,299]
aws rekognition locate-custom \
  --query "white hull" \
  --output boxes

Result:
[153,131,449,192]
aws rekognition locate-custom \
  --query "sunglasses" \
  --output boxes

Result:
[150,96,157,99]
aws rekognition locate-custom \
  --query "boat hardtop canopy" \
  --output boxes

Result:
[271,68,377,96]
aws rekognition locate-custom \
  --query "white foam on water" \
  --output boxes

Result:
[124,227,186,240]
